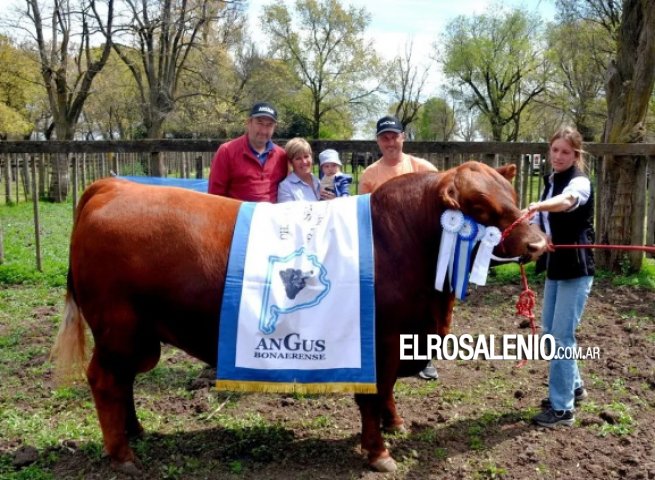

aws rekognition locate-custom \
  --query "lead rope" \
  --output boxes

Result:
[500,210,538,368]
[515,263,537,368]
[501,211,655,367]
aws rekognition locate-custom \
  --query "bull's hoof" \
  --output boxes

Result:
[111,460,141,476]
[370,456,397,472]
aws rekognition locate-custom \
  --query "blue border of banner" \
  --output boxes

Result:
[216,196,376,386]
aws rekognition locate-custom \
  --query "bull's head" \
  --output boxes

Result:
[436,161,548,263]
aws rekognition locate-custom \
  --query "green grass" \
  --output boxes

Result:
[611,256,655,288]
[1,201,73,286]
[580,401,636,437]
[489,258,655,289]
[2,199,655,288]
[1,196,654,477]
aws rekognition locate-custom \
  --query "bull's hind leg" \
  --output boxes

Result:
[86,326,160,475]
[124,381,144,439]
[87,351,141,475]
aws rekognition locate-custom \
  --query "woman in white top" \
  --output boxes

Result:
[277,138,323,203]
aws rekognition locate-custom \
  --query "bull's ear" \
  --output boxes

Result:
[496,164,517,181]
[439,182,460,210]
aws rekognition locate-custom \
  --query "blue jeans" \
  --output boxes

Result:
[541,276,593,411]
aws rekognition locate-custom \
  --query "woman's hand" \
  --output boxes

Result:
[546,235,555,252]
[320,189,336,200]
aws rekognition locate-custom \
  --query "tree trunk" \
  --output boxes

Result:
[47,122,76,201]
[647,156,655,258]
[596,0,655,273]
[48,153,70,202]
[148,120,167,177]
[598,155,646,272]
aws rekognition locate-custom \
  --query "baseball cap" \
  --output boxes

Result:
[376,115,403,136]
[249,102,278,121]
[319,149,343,167]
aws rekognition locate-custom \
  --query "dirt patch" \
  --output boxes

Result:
[2,279,654,479]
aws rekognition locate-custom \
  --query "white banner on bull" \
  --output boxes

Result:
[217,196,376,394]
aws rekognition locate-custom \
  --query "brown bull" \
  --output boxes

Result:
[53,161,547,474]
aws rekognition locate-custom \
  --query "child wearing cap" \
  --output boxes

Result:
[319,149,352,198]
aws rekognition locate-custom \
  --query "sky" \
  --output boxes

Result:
[0,0,557,135]
[247,0,557,97]
[0,0,556,97]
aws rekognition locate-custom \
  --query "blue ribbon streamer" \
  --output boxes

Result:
[450,216,478,300]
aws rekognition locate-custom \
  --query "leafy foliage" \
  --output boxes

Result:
[0,35,41,139]
[261,0,383,138]
[441,7,548,141]
[415,97,457,141]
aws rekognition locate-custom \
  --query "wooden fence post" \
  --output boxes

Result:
[72,155,78,218]
[3,153,10,204]
[111,151,119,175]
[14,154,20,203]
[81,153,87,188]
[31,157,42,272]
[647,156,655,258]
[22,154,31,198]
[519,154,529,209]
[38,154,46,200]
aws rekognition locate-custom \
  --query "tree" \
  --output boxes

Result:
[555,0,622,41]
[9,0,115,200]
[261,0,383,139]
[386,40,429,136]
[441,8,548,141]
[80,50,141,139]
[597,0,655,272]
[414,97,456,141]
[544,19,611,140]
[0,35,40,139]
[93,0,245,175]
[514,98,566,142]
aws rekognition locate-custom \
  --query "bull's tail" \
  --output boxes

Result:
[51,265,88,385]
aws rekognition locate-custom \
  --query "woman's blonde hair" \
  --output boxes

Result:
[549,126,587,171]
[284,137,312,161]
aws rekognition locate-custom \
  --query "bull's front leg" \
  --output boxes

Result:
[355,393,397,472]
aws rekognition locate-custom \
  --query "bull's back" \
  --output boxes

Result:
[70,178,241,361]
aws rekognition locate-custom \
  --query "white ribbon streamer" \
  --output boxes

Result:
[475,224,486,243]
[469,226,502,286]
[434,210,464,291]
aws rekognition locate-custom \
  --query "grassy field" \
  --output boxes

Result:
[1,201,73,286]
[1,199,654,479]
[3,199,654,290]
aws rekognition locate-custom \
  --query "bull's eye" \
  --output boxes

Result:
[470,204,489,224]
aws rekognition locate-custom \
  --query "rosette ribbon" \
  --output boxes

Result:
[469,226,502,286]
[448,216,478,300]
[434,210,464,291]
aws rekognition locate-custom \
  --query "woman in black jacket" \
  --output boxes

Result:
[526,126,594,428]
